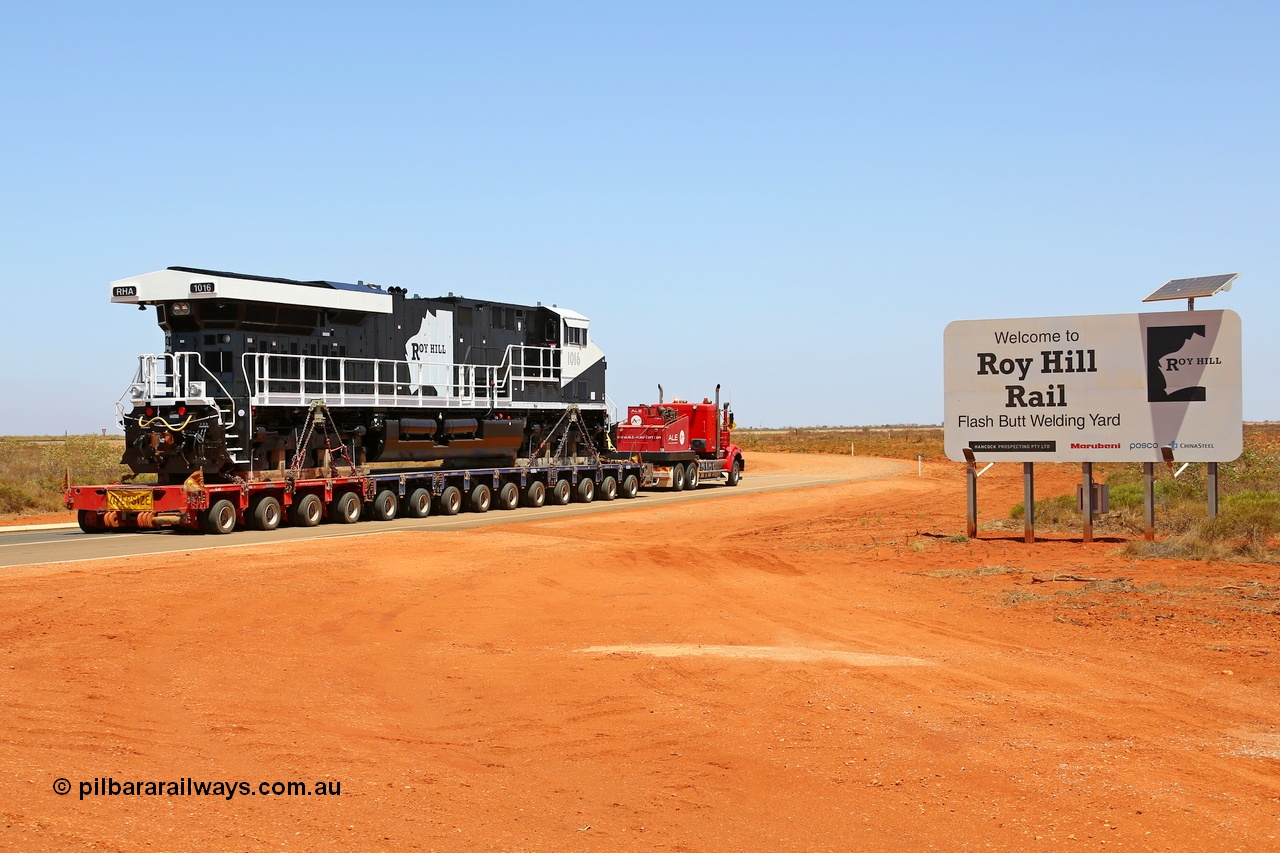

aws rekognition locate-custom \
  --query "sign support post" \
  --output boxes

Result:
[1208,462,1219,519]
[962,448,980,538]
[1081,462,1094,544]
[1143,462,1155,541]
[963,449,978,539]
[1023,462,1035,543]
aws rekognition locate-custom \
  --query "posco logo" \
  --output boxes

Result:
[1130,440,1216,450]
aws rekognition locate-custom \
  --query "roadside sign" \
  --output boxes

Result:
[944,310,1242,463]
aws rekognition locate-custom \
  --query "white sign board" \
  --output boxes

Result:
[944,310,1242,463]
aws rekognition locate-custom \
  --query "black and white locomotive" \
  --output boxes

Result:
[110,267,609,484]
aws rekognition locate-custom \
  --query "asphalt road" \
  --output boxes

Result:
[0,471,852,569]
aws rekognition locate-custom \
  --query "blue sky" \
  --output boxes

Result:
[2,1,1276,432]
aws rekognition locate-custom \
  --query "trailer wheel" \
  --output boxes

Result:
[370,489,398,521]
[329,491,362,524]
[496,482,520,510]
[522,480,546,508]
[670,464,686,492]
[250,496,283,531]
[726,457,742,487]
[599,475,618,501]
[200,499,238,535]
[468,483,492,513]
[575,478,595,503]
[290,493,323,527]
[437,486,462,516]
[77,510,108,534]
[620,474,639,499]
[403,487,432,518]
[550,478,572,506]
[685,462,700,490]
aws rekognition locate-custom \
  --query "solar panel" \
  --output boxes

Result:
[1143,273,1238,303]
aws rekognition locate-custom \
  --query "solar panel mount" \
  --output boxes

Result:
[1143,273,1238,306]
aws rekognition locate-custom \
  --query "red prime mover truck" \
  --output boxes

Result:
[614,384,744,490]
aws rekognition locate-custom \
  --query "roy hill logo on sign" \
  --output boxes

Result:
[1147,324,1216,402]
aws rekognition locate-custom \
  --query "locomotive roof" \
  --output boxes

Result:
[109,267,594,324]
[109,267,394,314]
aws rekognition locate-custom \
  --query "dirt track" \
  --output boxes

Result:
[2,453,1278,851]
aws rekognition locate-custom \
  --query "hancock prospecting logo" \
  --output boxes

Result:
[1147,324,1218,402]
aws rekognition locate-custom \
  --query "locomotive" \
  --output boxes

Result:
[109,267,609,484]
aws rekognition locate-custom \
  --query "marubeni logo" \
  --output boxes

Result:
[1071,442,1121,449]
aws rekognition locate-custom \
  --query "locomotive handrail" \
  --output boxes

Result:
[116,352,236,430]
[239,348,566,410]
[497,345,562,383]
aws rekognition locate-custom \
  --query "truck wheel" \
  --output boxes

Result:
[620,474,639,499]
[250,496,282,531]
[437,486,462,516]
[550,479,572,505]
[200,498,238,535]
[290,493,323,527]
[77,510,108,534]
[329,491,362,524]
[497,482,520,510]
[670,464,686,492]
[468,483,492,513]
[599,475,618,501]
[403,487,432,518]
[685,462,700,489]
[575,478,595,503]
[726,458,742,487]
[522,480,546,508]
[370,489,398,521]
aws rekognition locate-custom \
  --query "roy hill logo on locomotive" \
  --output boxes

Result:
[943,310,1243,464]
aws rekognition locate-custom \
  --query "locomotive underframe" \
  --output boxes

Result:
[122,399,609,484]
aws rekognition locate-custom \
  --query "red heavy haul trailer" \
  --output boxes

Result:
[66,404,646,534]
[66,433,647,535]
[614,384,744,491]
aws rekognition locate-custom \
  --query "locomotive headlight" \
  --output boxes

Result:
[130,384,144,399]
[171,301,191,316]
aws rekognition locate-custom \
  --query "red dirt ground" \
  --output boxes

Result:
[2,453,1277,851]
[0,512,75,527]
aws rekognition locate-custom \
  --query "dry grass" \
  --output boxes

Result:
[1008,424,1280,563]
[735,426,943,459]
[0,437,131,515]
